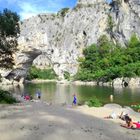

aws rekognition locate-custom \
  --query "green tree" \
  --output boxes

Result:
[128,34,140,48]
[0,8,20,68]
[97,35,114,58]
[75,34,140,82]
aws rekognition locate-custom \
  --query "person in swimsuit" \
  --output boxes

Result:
[132,122,140,129]
[121,117,140,129]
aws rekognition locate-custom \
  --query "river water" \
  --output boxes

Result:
[1,82,140,106]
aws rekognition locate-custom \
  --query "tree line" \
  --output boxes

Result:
[75,34,140,82]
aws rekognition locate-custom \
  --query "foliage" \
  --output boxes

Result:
[0,90,17,104]
[57,8,69,17]
[128,34,140,48]
[27,66,57,80]
[85,97,102,107]
[75,34,140,81]
[64,71,70,81]
[0,8,20,68]
[107,14,115,33]
[131,104,140,109]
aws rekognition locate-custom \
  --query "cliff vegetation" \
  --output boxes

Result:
[75,34,140,82]
[26,66,57,80]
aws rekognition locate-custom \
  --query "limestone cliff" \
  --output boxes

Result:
[109,0,140,45]
[15,0,109,80]
[1,0,140,83]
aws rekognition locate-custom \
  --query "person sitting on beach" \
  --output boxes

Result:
[21,93,30,101]
[24,95,30,101]
[121,117,140,129]
[72,94,77,106]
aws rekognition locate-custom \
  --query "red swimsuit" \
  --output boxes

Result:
[133,122,140,129]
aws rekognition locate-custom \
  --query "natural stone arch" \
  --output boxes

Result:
[4,48,42,83]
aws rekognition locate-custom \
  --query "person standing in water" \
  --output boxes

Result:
[36,89,41,99]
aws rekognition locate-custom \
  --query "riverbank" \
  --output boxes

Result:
[24,78,140,88]
[25,79,57,83]
[1,77,140,89]
[0,101,140,140]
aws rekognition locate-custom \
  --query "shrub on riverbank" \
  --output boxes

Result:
[131,104,140,112]
[85,97,102,107]
[75,34,140,81]
[0,90,17,104]
[27,66,57,80]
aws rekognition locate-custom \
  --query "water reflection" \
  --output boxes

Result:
[110,95,114,102]
[114,86,123,94]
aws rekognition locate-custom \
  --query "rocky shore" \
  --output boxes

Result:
[73,77,140,88]
[1,77,140,88]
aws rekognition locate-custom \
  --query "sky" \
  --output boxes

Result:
[0,0,111,20]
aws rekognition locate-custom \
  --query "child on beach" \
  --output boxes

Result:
[72,94,77,106]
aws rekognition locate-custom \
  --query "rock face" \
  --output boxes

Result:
[1,0,140,82]
[109,0,140,45]
[15,0,109,80]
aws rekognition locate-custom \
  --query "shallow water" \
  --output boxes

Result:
[1,82,140,106]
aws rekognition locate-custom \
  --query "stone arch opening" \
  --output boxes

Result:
[5,48,42,82]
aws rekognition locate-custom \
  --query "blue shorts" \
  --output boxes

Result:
[73,100,77,105]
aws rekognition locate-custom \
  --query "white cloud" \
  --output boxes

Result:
[1,0,76,20]
[18,1,60,19]
[18,2,45,19]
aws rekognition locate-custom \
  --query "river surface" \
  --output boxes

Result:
[1,82,140,106]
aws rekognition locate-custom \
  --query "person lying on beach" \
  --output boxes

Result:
[119,112,130,121]
[121,117,140,129]
[104,111,131,120]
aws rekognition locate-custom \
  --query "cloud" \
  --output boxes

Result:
[18,0,68,19]
[0,0,77,20]
[18,2,40,19]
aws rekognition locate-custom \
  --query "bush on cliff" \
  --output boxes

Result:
[57,8,69,17]
[27,66,57,80]
[64,71,70,81]
[75,34,140,81]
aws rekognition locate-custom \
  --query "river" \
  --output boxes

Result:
[1,82,140,106]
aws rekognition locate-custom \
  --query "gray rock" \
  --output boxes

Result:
[104,103,122,109]
[112,78,123,87]
[128,78,140,87]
